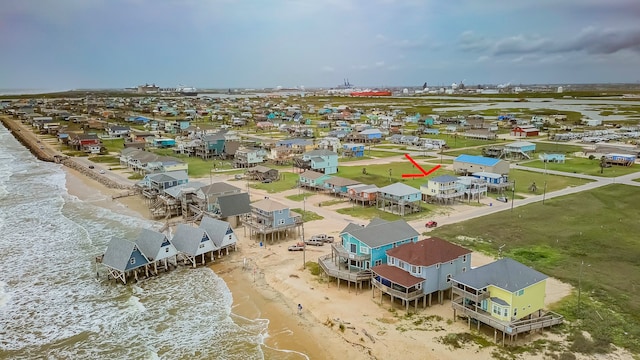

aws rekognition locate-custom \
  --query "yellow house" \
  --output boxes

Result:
[450,258,563,344]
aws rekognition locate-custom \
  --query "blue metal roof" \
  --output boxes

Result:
[454,155,501,167]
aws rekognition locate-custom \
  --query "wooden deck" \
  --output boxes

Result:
[452,299,564,344]
[318,254,372,293]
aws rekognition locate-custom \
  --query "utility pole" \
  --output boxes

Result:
[510,179,516,212]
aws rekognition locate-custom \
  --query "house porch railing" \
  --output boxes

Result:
[451,286,490,303]
[371,277,424,301]
[318,254,373,282]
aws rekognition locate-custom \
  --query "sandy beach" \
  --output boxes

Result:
[9,116,628,359]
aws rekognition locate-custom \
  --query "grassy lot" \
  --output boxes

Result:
[291,208,323,222]
[336,203,434,221]
[519,158,640,178]
[429,184,640,354]
[367,150,406,158]
[340,155,374,162]
[443,147,484,157]
[88,155,120,166]
[508,168,593,194]
[339,161,456,188]
[286,192,315,202]
[532,142,585,154]
[250,172,299,193]
[101,138,125,153]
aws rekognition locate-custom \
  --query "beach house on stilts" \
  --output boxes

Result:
[171,224,218,267]
[98,237,150,284]
[134,228,179,275]
[199,216,238,259]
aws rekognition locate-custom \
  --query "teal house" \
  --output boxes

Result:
[338,219,419,270]
[299,149,339,174]
[299,170,331,189]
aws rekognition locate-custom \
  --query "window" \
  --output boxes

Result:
[446,274,452,283]
[417,266,421,274]
[436,263,440,269]
[374,259,382,266]
[350,243,357,253]
[278,210,283,214]
[411,265,417,273]
[398,261,405,269]
[462,255,467,262]
[361,246,369,254]
[199,243,205,249]
[503,309,508,317]
[130,258,135,265]
[462,267,467,273]
[513,308,518,317]
[278,219,285,225]
[165,247,169,253]
[389,257,395,265]
[516,289,524,296]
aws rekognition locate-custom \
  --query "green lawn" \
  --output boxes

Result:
[443,147,484,157]
[531,142,585,154]
[101,138,125,153]
[519,158,640,178]
[250,172,299,193]
[286,192,315,202]
[367,150,406,158]
[340,155,374,162]
[336,203,434,221]
[291,208,324,222]
[509,168,593,194]
[429,184,640,354]
[339,161,455,188]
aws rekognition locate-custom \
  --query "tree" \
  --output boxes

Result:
[600,156,607,174]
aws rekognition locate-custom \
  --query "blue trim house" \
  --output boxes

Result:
[360,128,383,141]
[249,198,300,229]
[453,154,510,175]
[299,170,331,189]
[100,237,150,284]
[338,219,419,271]
[342,143,365,157]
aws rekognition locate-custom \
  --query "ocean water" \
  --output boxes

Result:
[0,125,282,359]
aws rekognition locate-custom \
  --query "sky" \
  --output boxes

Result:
[1,0,640,90]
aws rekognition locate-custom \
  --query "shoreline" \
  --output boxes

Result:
[63,166,354,359]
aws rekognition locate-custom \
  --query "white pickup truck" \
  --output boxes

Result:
[309,234,335,243]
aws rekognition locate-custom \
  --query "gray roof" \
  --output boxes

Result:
[300,170,326,180]
[199,216,233,248]
[102,237,146,272]
[429,175,459,183]
[172,224,208,255]
[149,170,189,183]
[164,181,206,198]
[325,176,361,187]
[217,193,251,217]
[201,182,241,196]
[378,182,420,196]
[251,198,288,212]
[340,222,365,235]
[134,229,170,261]
[452,258,548,292]
[491,297,509,306]
[341,219,419,248]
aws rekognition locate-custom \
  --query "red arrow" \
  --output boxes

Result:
[402,153,441,178]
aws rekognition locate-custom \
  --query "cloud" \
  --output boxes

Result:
[459,27,640,57]
[321,65,335,72]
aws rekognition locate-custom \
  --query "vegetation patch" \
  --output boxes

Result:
[250,173,299,193]
[285,192,314,202]
[290,208,323,222]
[430,185,640,354]
[518,157,640,178]
[439,332,492,350]
[305,261,322,276]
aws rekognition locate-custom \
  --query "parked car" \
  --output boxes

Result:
[310,234,334,243]
[496,196,509,203]
[304,238,324,246]
[88,165,95,169]
[99,170,105,174]
[288,242,305,251]
[425,220,438,228]
[261,179,272,184]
